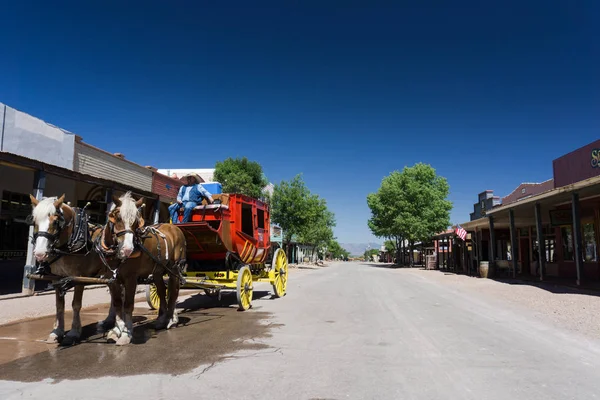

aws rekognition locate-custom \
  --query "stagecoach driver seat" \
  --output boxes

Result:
[169,173,214,224]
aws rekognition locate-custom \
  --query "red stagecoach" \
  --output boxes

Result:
[146,193,288,311]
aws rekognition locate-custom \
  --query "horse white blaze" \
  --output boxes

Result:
[118,193,138,258]
[34,215,51,261]
[32,197,59,261]
[121,230,134,258]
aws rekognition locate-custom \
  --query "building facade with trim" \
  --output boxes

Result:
[0,102,183,295]
[459,139,600,284]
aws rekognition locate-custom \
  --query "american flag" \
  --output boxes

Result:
[455,224,467,241]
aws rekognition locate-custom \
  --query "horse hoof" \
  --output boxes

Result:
[115,334,132,346]
[106,328,120,343]
[47,331,63,344]
[167,317,179,330]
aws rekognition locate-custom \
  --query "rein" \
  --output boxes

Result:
[96,210,185,282]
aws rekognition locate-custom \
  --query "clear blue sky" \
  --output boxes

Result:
[1,1,598,244]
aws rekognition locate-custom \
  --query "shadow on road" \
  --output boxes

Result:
[419,268,600,297]
[489,277,600,297]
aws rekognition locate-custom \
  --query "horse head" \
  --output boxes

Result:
[107,192,145,259]
[29,194,73,262]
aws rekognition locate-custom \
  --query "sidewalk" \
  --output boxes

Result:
[0,285,146,325]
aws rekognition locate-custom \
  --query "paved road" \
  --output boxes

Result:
[2,262,600,400]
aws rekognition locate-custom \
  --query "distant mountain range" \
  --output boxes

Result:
[340,242,381,256]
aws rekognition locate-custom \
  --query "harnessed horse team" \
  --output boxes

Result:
[29,192,187,346]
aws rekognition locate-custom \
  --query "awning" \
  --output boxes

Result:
[487,175,600,220]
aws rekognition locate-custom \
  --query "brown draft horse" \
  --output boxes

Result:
[29,194,119,345]
[97,192,187,345]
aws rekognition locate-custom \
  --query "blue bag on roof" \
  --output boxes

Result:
[200,182,222,194]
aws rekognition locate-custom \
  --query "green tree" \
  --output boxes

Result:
[214,157,269,199]
[299,195,336,258]
[327,240,350,260]
[363,248,379,261]
[270,174,313,248]
[367,163,452,265]
[271,174,336,263]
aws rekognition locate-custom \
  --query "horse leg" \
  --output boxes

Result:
[47,288,66,343]
[107,283,125,343]
[62,285,84,345]
[97,283,118,333]
[166,272,181,329]
[153,273,169,330]
[116,279,137,346]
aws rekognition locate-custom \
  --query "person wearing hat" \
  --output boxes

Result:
[169,173,214,223]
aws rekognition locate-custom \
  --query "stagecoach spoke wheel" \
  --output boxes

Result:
[145,283,167,311]
[272,248,288,298]
[236,265,253,311]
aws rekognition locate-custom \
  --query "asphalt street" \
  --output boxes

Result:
[1,262,600,400]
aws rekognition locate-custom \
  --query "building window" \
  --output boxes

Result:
[519,228,529,237]
[532,227,557,263]
[561,226,574,261]
[0,191,31,255]
[583,222,597,262]
[497,239,510,260]
[545,237,556,263]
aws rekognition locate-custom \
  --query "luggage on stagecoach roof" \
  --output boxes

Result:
[200,181,222,195]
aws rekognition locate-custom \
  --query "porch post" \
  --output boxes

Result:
[571,192,583,286]
[462,237,468,273]
[474,227,480,276]
[435,238,439,269]
[449,237,454,270]
[23,170,46,295]
[488,215,496,265]
[534,202,545,281]
[509,209,518,278]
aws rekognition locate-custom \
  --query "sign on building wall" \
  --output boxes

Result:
[0,103,75,170]
[553,139,600,188]
[549,209,573,226]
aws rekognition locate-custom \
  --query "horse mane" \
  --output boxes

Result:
[32,197,58,223]
[119,192,139,226]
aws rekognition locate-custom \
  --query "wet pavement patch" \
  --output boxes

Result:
[0,291,282,382]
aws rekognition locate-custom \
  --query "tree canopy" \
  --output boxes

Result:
[367,163,452,261]
[270,174,336,256]
[384,239,396,254]
[214,157,269,199]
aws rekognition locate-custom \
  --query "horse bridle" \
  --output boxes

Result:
[104,204,146,250]
[29,210,68,249]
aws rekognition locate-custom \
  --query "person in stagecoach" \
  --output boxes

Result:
[169,173,214,224]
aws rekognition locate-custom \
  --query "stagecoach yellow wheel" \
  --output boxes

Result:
[272,248,288,298]
[236,265,253,311]
[145,284,167,311]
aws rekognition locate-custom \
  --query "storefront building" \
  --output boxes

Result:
[459,139,600,284]
[0,102,179,295]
